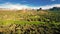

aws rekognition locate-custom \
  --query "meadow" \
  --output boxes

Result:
[0,9,60,34]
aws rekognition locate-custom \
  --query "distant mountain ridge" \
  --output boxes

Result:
[49,7,60,11]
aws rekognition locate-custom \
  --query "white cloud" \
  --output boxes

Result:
[0,2,60,10]
[0,2,40,10]
[0,2,31,10]
[39,4,60,10]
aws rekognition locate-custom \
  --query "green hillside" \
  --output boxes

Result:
[0,9,60,34]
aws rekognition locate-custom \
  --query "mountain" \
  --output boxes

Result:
[49,7,60,11]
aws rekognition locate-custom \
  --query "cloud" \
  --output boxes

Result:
[0,2,60,10]
[0,2,40,10]
[39,4,60,10]
[0,2,31,10]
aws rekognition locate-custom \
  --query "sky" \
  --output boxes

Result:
[0,0,60,10]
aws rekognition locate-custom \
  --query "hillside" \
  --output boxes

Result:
[0,9,60,34]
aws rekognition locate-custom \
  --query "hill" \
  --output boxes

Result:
[0,9,60,34]
[49,7,60,11]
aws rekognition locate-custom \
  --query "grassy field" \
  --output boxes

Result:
[0,10,60,34]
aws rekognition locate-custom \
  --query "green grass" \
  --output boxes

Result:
[14,20,45,25]
[0,20,14,25]
[0,20,46,26]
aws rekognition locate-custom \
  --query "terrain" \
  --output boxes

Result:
[0,7,60,34]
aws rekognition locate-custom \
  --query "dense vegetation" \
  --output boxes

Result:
[0,8,60,34]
